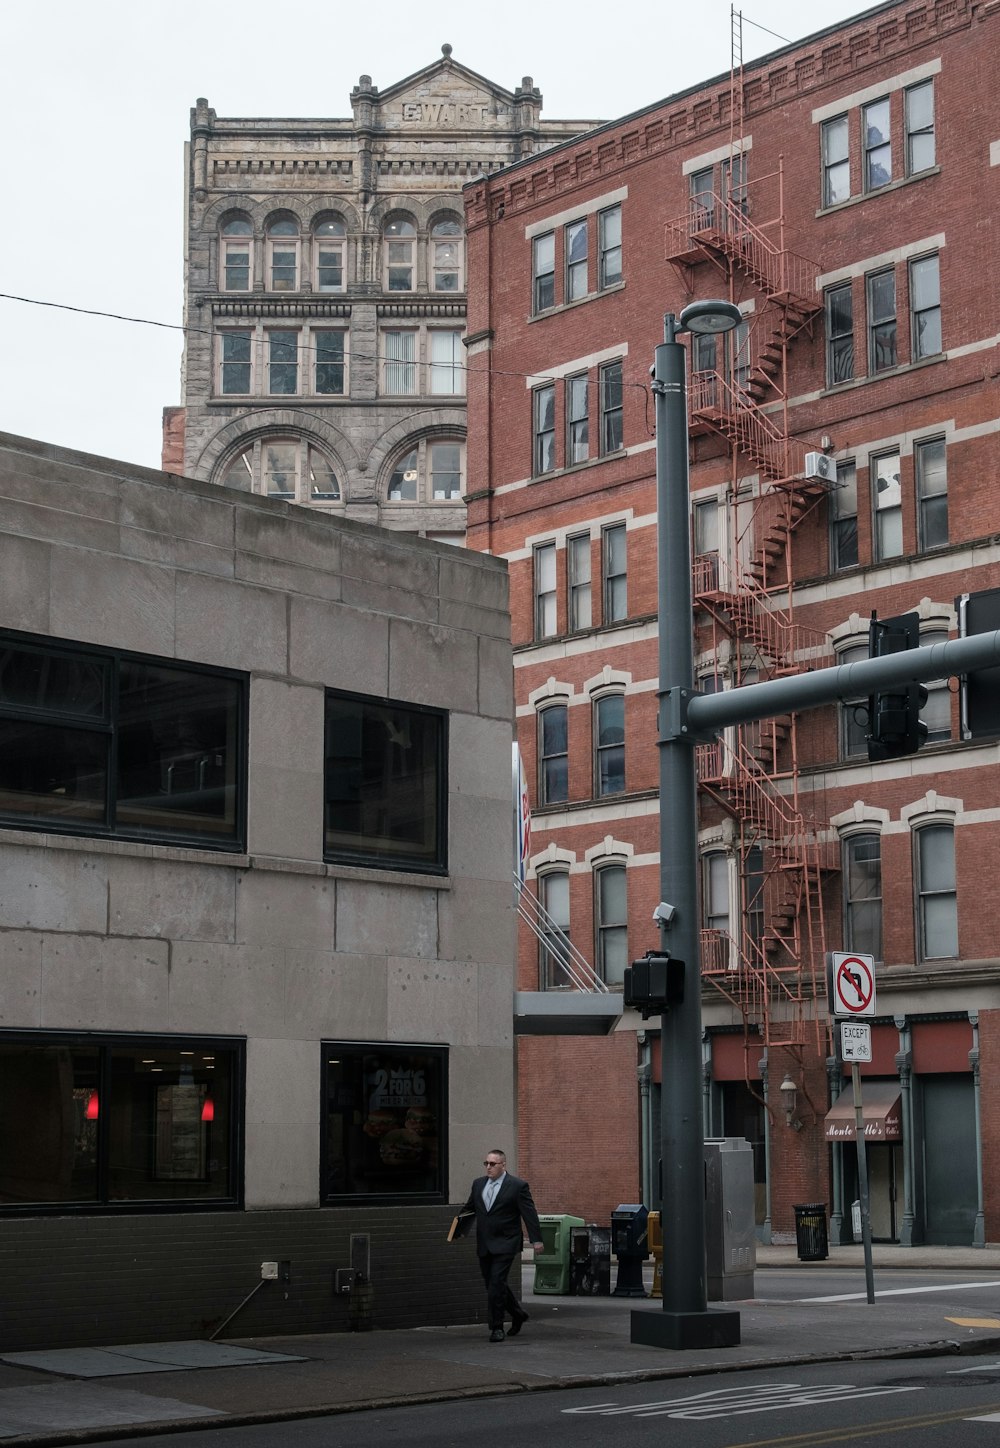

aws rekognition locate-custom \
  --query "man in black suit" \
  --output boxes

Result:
[460,1148,544,1342]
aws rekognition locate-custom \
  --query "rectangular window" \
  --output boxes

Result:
[830,460,859,571]
[689,168,715,231]
[693,498,720,589]
[598,205,622,289]
[539,705,568,805]
[567,532,592,632]
[703,851,730,934]
[220,330,252,395]
[429,330,464,395]
[267,330,298,395]
[565,219,588,301]
[916,824,957,960]
[0,631,246,849]
[533,383,555,475]
[262,440,296,498]
[0,1032,241,1211]
[872,450,902,561]
[905,78,935,174]
[324,690,447,873]
[863,96,892,191]
[533,542,557,640]
[594,693,625,796]
[314,330,346,395]
[910,253,941,359]
[599,360,623,454]
[322,1043,447,1202]
[867,268,897,373]
[916,436,947,552]
[533,232,555,313]
[566,373,589,464]
[825,282,854,385]
[602,522,627,623]
[316,241,345,293]
[539,872,571,990]
[429,441,462,500]
[222,240,250,292]
[822,114,851,207]
[268,241,298,292]
[383,330,417,395]
[844,833,882,959]
[596,865,628,986]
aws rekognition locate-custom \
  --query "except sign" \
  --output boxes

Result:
[831,952,876,1017]
[841,1021,872,1062]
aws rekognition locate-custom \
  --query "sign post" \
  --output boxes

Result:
[831,953,877,1305]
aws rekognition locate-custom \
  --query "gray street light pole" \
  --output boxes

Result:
[631,303,743,1351]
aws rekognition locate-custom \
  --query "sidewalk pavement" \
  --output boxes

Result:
[4,1245,1000,1446]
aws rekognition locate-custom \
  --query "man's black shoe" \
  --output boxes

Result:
[507,1309,529,1337]
[489,1328,505,1343]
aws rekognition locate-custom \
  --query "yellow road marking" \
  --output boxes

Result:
[945,1316,1000,1328]
[722,1399,1000,1447]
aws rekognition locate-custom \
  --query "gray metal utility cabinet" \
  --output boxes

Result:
[704,1137,756,1301]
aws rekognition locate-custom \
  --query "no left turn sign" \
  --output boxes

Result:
[831,951,876,1017]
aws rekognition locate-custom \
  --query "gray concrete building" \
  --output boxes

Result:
[0,430,515,1349]
[164,48,598,541]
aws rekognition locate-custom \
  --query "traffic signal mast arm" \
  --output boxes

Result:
[678,629,1000,736]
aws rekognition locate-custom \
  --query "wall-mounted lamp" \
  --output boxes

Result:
[778,1073,802,1130]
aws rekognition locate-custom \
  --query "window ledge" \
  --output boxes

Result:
[821,350,946,397]
[0,825,453,889]
[530,449,628,485]
[528,280,625,324]
[816,165,940,217]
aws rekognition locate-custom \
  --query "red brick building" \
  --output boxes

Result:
[464,0,1000,1245]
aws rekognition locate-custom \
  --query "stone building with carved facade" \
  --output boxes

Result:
[163,47,598,543]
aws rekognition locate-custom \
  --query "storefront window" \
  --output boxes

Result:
[322,1044,446,1202]
[0,1034,241,1211]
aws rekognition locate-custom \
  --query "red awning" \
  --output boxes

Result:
[824,1080,902,1142]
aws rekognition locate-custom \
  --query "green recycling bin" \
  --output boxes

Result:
[532,1213,585,1293]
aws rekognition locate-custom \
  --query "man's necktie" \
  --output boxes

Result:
[485,1180,498,1210]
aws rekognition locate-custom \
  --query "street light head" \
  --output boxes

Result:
[678,299,744,336]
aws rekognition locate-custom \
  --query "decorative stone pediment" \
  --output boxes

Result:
[353,49,535,135]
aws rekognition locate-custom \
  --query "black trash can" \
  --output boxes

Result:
[793,1203,828,1261]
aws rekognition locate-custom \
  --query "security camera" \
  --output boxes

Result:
[652,901,677,926]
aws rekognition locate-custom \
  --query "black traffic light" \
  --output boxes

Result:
[958,587,1000,740]
[622,951,685,1020]
[867,610,928,761]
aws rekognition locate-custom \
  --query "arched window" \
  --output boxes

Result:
[219,438,341,505]
[384,217,416,292]
[266,217,300,292]
[430,217,463,292]
[538,704,568,805]
[314,216,346,293]
[220,216,253,292]
[387,439,465,504]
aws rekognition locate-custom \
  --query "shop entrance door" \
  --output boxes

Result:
[921,1075,976,1245]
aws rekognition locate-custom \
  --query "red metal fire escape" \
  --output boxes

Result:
[664,168,839,1060]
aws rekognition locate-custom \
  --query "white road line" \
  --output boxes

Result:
[798,1280,1000,1303]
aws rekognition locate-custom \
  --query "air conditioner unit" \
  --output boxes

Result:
[804,450,837,484]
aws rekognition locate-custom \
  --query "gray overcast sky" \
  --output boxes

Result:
[3,0,877,471]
